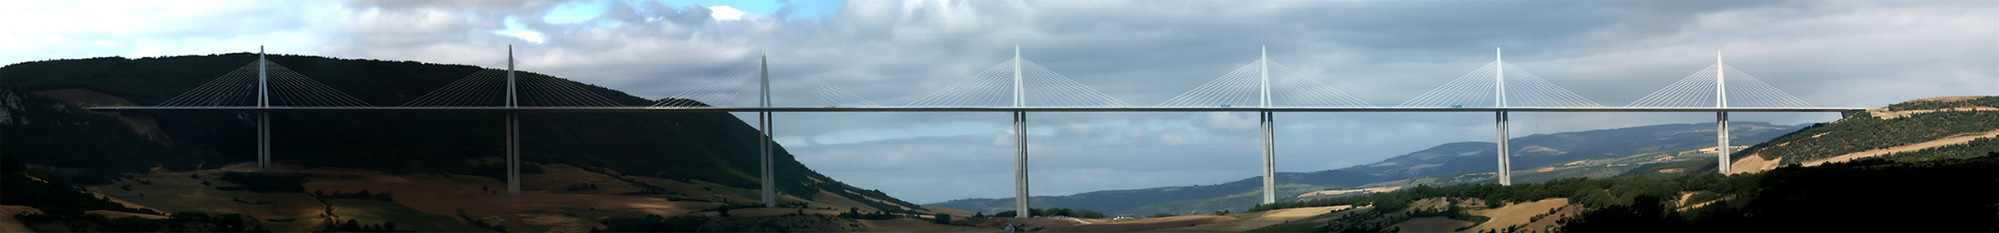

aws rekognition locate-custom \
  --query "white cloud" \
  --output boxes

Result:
[709,5,746,20]
[493,17,549,44]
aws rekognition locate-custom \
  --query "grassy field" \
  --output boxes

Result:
[1513,149,1718,183]
[1245,205,1376,232]
[86,171,324,232]
[478,206,661,232]
[1392,217,1473,232]
[326,199,486,232]
[1463,198,1569,233]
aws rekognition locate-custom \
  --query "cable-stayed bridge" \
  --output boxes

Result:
[90,46,1862,218]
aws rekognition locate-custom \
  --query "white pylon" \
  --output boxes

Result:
[506,45,521,196]
[1258,45,1277,204]
[1716,51,1732,174]
[1494,47,1512,186]
[1012,45,1031,218]
[760,47,777,207]
[257,46,271,171]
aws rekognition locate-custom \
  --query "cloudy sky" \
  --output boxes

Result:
[5,0,1997,203]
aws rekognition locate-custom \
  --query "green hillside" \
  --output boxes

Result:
[0,89,184,184]
[1244,96,1999,232]
[0,54,918,210]
[1740,96,1999,164]
[1249,153,1998,232]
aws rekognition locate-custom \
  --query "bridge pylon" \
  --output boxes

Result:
[1013,45,1030,218]
[1399,48,1603,185]
[1158,46,1369,203]
[1628,51,1814,175]
[154,46,372,172]
[760,48,776,207]
[258,46,270,171]
[507,45,520,196]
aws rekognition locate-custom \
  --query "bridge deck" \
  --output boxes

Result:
[88,106,1867,113]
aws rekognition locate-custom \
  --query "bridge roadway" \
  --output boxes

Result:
[90,48,1862,217]
[88,106,1866,113]
[87,105,1862,212]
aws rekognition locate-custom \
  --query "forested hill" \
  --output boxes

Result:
[1732,96,1999,172]
[1243,97,1999,232]
[0,53,921,210]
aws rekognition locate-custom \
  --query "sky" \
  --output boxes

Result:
[4,0,1998,204]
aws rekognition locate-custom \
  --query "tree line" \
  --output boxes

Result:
[1884,96,1999,111]
[1250,152,1999,232]
[1738,110,1999,163]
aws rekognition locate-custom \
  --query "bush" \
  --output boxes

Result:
[839,210,898,220]
[1,173,162,215]
[931,213,952,225]
[566,182,598,191]
[314,189,392,201]
[595,214,707,232]
[1073,209,1106,218]
[216,171,306,193]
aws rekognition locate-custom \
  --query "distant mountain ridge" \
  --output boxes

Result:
[0,53,922,211]
[1342,122,1800,180]
[928,121,1804,215]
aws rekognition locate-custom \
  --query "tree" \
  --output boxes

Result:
[1046,208,1073,217]
[384,221,396,232]
[1558,195,1686,232]
[932,213,953,225]
[2,149,23,174]
[1074,209,1106,218]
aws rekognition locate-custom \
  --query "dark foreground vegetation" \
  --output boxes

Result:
[1252,152,1999,232]
[594,213,865,232]
[1559,152,1998,232]
[2,151,162,216]
[3,149,270,232]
